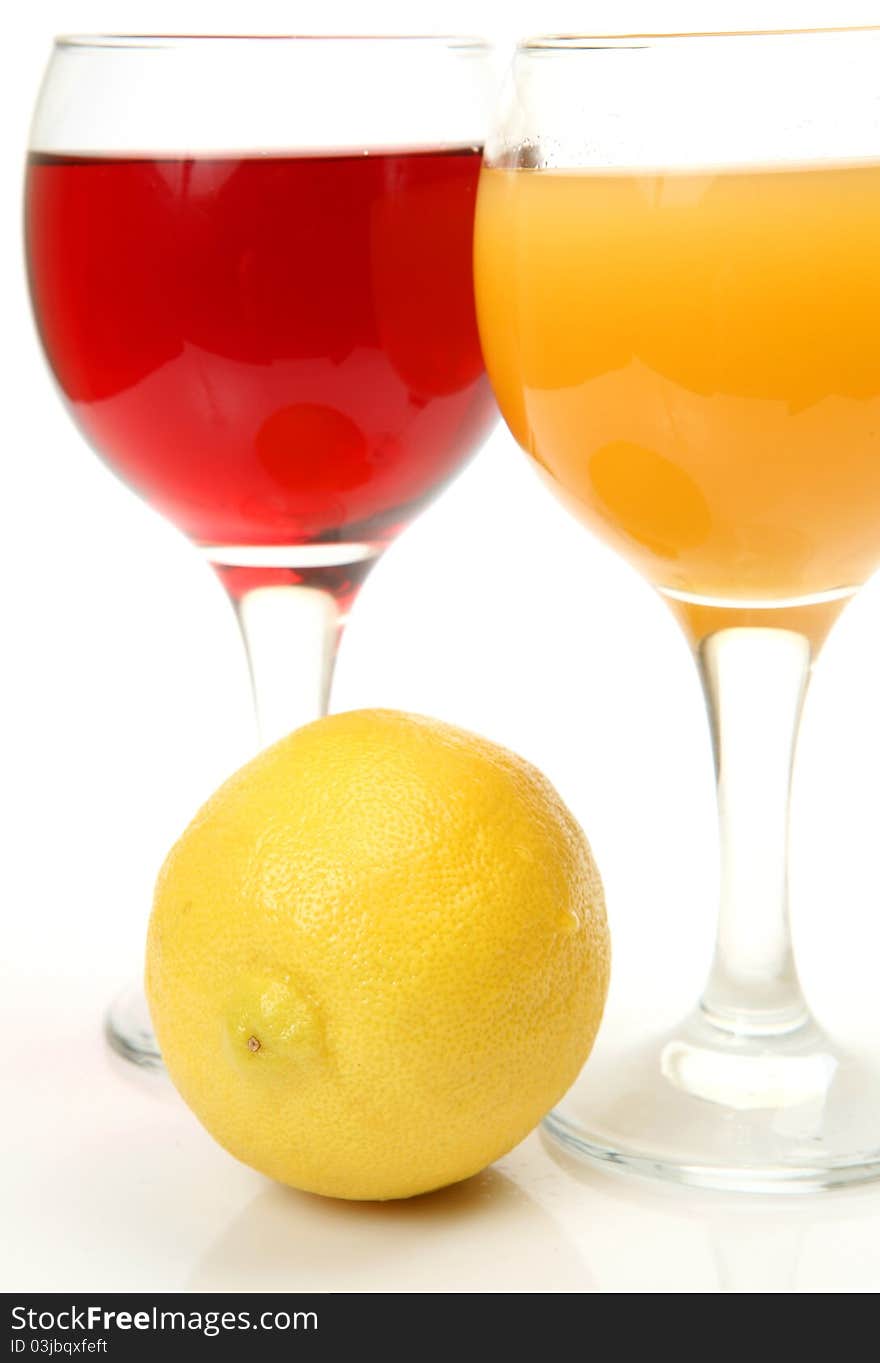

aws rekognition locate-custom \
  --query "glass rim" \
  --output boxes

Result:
[53,33,491,52]
[520,25,880,49]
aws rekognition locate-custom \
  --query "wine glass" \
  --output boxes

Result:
[25,34,497,1067]
[474,27,880,1191]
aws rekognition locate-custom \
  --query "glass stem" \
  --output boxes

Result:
[696,626,813,1037]
[232,581,344,748]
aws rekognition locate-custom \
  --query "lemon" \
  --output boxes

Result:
[146,709,609,1200]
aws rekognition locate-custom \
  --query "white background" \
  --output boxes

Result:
[7,0,880,1294]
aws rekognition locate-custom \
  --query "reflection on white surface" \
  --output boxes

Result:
[5,975,880,1291]
[540,1135,880,1293]
[190,1169,590,1294]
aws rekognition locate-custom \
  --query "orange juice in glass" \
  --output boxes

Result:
[476,160,880,646]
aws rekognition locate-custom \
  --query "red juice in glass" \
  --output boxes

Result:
[25,148,496,598]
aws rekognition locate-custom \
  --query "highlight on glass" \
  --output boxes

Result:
[25,35,497,1066]
[474,27,880,1191]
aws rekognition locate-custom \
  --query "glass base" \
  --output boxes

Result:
[545,1010,880,1193]
[105,983,163,1070]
